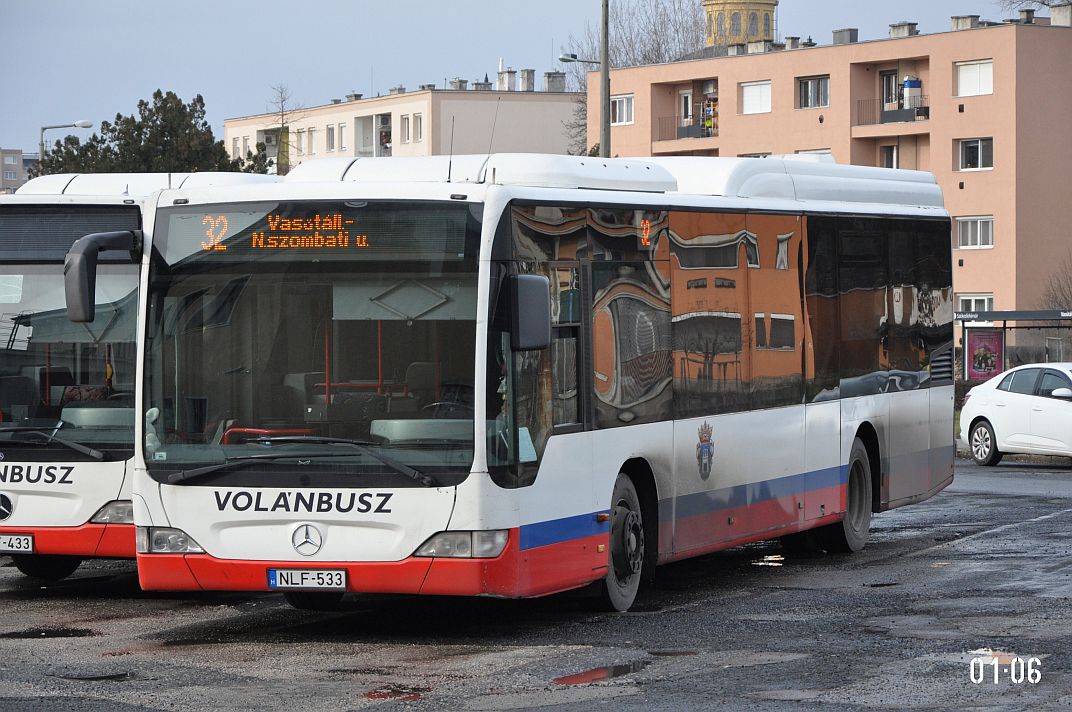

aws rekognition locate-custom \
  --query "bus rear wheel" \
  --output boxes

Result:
[818,438,872,554]
[11,554,82,581]
[599,473,646,612]
[283,590,345,611]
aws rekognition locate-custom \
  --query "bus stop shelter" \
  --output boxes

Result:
[955,309,1072,380]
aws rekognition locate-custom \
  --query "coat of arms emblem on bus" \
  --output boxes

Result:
[696,421,714,480]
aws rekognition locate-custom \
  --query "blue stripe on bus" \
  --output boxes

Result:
[673,465,847,520]
[519,512,610,551]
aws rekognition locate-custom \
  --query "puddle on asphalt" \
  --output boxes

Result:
[751,554,784,567]
[867,582,898,587]
[364,685,429,702]
[647,650,699,657]
[0,627,98,639]
[553,660,651,686]
[50,672,131,682]
[969,648,1019,665]
[159,637,226,647]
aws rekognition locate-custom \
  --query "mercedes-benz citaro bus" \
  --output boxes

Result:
[67,154,954,611]
[0,171,276,582]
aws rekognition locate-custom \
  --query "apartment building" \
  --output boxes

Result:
[588,8,1072,349]
[0,148,29,193]
[225,70,577,172]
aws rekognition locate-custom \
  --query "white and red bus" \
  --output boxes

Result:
[0,172,274,581]
[69,155,953,610]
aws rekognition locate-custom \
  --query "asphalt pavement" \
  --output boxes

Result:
[2,458,1071,710]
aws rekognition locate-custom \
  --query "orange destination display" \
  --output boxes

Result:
[158,201,472,264]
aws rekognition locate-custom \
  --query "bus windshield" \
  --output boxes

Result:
[143,200,481,488]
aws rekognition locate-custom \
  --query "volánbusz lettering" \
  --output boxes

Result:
[213,490,393,514]
[0,465,74,485]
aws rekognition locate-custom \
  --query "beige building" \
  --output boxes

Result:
[225,70,576,172]
[588,7,1072,352]
[0,149,32,193]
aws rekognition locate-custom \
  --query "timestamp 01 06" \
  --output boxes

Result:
[970,656,1041,684]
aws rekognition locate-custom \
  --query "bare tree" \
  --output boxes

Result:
[997,0,1060,9]
[562,0,705,154]
[1041,251,1072,310]
[265,83,306,175]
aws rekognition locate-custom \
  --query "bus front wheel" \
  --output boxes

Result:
[11,554,82,581]
[819,438,873,554]
[600,473,646,612]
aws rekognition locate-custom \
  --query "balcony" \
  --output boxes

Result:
[855,96,930,126]
[656,116,719,142]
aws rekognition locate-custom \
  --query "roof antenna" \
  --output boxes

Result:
[447,115,456,182]
[486,97,502,156]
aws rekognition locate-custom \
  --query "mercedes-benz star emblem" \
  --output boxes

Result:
[291,523,323,556]
[0,494,13,522]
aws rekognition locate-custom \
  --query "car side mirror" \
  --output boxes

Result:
[1051,387,1072,399]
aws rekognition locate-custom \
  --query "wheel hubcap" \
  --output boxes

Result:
[848,462,867,532]
[972,427,991,460]
[611,506,644,581]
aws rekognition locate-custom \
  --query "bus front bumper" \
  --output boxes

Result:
[0,523,135,559]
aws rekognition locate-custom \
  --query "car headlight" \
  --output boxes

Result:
[90,500,134,524]
[136,526,204,554]
[414,530,508,559]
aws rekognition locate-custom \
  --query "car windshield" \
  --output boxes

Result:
[0,264,138,458]
[143,199,481,487]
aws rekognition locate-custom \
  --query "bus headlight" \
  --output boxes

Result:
[90,500,134,524]
[136,526,204,554]
[414,530,508,559]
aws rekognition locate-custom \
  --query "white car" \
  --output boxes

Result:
[960,363,1072,465]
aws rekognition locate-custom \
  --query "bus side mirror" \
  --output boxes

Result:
[64,230,142,323]
[509,274,551,351]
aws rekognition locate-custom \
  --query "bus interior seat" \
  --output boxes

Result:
[405,362,436,409]
[282,372,326,410]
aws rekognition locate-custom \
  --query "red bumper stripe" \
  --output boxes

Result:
[0,523,135,558]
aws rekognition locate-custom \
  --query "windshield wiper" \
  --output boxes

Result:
[164,453,343,485]
[0,426,105,460]
[250,436,437,487]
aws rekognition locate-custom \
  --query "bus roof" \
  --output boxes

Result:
[283,154,944,210]
[16,172,278,197]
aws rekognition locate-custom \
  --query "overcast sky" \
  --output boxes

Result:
[1,0,1019,151]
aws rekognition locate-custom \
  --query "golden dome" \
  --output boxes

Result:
[702,0,778,47]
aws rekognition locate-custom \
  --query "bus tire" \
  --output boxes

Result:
[599,473,646,612]
[819,438,872,554]
[11,554,82,581]
[283,590,345,611]
[969,420,1003,466]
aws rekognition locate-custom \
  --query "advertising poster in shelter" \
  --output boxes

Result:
[965,328,1005,380]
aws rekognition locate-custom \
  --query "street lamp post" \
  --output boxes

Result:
[560,0,611,157]
[39,120,93,159]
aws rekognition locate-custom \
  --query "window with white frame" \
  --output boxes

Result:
[414,113,423,142]
[401,115,410,143]
[957,216,994,248]
[231,138,239,157]
[776,234,791,270]
[958,293,994,313]
[956,60,993,97]
[295,130,305,155]
[739,80,772,114]
[3,155,17,165]
[326,124,335,152]
[755,313,768,348]
[680,91,693,122]
[242,136,249,156]
[611,95,634,125]
[770,314,796,349]
[3,171,16,181]
[338,122,347,150]
[307,127,316,154]
[959,137,993,170]
[797,76,829,109]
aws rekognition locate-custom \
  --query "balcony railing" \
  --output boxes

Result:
[656,116,718,142]
[855,96,930,126]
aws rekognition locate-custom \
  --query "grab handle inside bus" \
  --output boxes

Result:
[509,274,551,351]
[64,230,143,323]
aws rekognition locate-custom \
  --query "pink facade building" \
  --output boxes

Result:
[588,12,1072,351]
